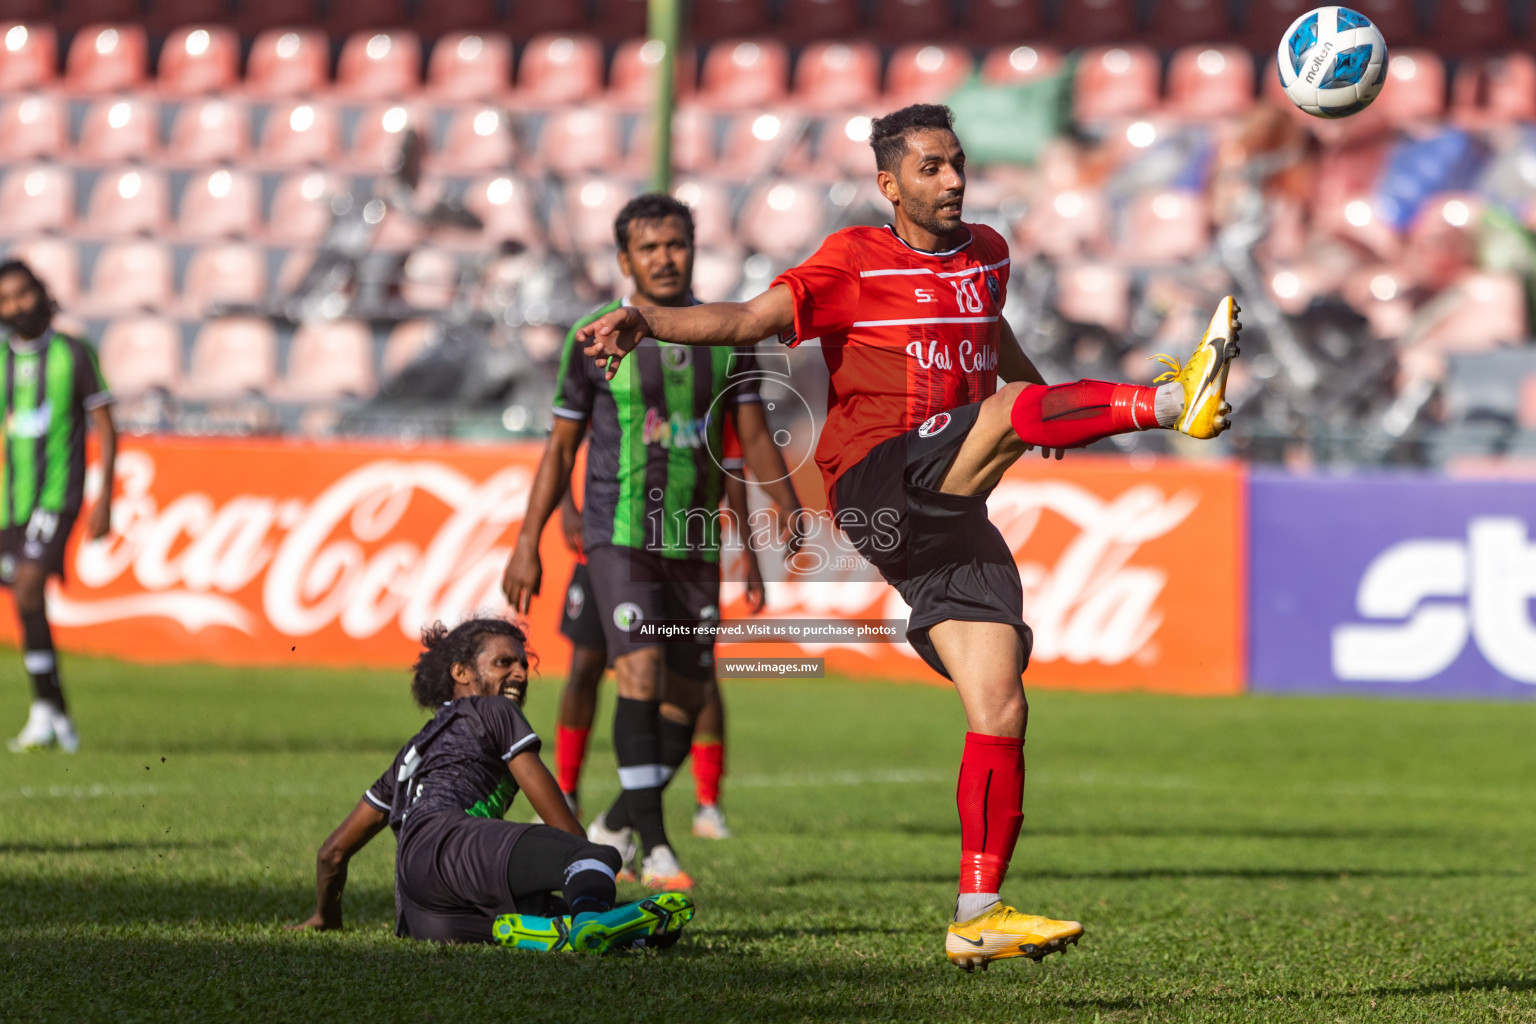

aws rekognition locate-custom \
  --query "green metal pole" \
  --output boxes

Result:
[647,0,682,194]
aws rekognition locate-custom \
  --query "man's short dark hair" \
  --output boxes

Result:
[0,259,44,292]
[614,193,695,252]
[870,104,956,174]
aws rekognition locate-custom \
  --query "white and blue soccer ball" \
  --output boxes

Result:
[1277,6,1389,119]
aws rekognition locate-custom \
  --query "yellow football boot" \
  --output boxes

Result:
[945,904,1084,972]
[1150,295,1242,439]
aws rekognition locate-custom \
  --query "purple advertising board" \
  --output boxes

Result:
[1250,470,1536,699]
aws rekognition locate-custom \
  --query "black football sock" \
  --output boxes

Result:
[19,608,64,714]
[658,713,696,784]
[611,697,672,853]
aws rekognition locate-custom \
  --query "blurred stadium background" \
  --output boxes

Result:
[4,0,1536,464]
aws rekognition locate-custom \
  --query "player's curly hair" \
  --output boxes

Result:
[870,104,956,174]
[614,192,695,252]
[411,617,533,709]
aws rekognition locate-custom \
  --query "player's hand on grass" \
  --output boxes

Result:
[286,912,340,932]
[578,307,650,380]
[501,538,542,614]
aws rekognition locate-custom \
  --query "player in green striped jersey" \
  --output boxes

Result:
[503,194,802,889]
[0,260,117,754]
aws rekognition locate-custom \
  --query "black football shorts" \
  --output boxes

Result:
[0,510,77,585]
[584,543,721,681]
[558,560,608,655]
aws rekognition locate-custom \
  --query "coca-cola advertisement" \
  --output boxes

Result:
[0,439,1246,695]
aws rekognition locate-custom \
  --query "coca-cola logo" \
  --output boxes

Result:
[57,451,530,640]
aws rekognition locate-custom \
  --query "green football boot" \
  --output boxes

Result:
[567,893,696,953]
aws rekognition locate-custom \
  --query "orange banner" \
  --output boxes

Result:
[0,439,1244,695]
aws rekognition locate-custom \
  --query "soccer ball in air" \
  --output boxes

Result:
[1276,6,1389,119]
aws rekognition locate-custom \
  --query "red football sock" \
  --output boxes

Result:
[1010,379,1161,449]
[691,740,724,806]
[957,731,1025,895]
[554,725,590,796]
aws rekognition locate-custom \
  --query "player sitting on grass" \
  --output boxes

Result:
[290,617,694,952]
[579,104,1240,971]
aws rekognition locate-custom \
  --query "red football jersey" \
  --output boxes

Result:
[772,223,1011,497]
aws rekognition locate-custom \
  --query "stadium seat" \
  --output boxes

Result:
[1118,189,1210,264]
[959,0,1044,46]
[336,30,421,100]
[692,0,769,41]
[535,108,623,177]
[0,165,73,236]
[1145,0,1234,49]
[265,170,345,244]
[1054,262,1129,331]
[348,102,429,174]
[1373,49,1446,127]
[257,100,341,168]
[1054,0,1139,47]
[0,0,50,20]
[1073,45,1160,123]
[156,25,239,96]
[424,32,512,102]
[560,175,636,253]
[777,0,861,42]
[813,112,876,179]
[76,97,159,163]
[182,241,267,311]
[7,237,81,308]
[246,29,329,97]
[980,45,1065,86]
[867,0,954,44]
[98,315,182,394]
[698,38,789,109]
[280,319,376,400]
[608,38,698,108]
[884,44,973,106]
[0,94,65,162]
[1425,0,1509,55]
[1164,45,1255,119]
[628,105,719,176]
[689,247,743,302]
[64,24,148,94]
[737,179,826,260]
[1245,0,1418,53]
[429,105,517,173]
[167,97,249,165]
[463,174,545,248]
[145,0,231,34]
[0,22,57,91]
[1450,53,1536,126]
[671,177,736,250]
[234,0,318,36]
[517,33,603,106]
[400,247,458,307]
[328,0,407,38]
[382,319,435,379]
[718,109,809,179]
[178,167,261,240]
[791,41,880,112]
[589,0,648,41]
[1017,186,1110,260]
[504,0,587,38]
[84,168,170,237]
[413,0,496,39]
[58,0,140,34]
[182,316,278,397]
[86,238,175,314]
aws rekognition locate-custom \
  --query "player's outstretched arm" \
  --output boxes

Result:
[503,416,587,614]
[509,749,583,836]
[289,798,388,932]
[581,285,795,380]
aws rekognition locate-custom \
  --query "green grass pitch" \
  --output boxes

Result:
[2,654,1534,1023]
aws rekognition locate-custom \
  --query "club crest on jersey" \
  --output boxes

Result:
[565,583,585,620]
[985,274,1000,306]
[613,601,644,632]
[918,412,952,438]
[662,345,688,369]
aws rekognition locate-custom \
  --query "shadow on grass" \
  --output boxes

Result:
[1059,975,1536,1013]
[782,866,1525,886]
[0,840,229,856]
[877,821,1446,841]
[0,876,395,928]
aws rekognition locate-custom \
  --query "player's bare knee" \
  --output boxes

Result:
[613,649,664,700]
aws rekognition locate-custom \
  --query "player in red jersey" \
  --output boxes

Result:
[578,105,1241,970]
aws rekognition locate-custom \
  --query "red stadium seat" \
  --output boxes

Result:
[64,24,148,95]
[281,320,376,400]
[99,315,182,394]
[77,96,159,163]
[1017,186,1110,260]
[980,44,1064,86]
[698,38,789,109]
[0,0,50,19]
[424,32,512,101]
[348,102,429,174]
[1373,48,1446,127]
[430,105,517,173]
[146,0,231,35]
[718,109,809,179]
[628,105,718,176]
[607,38,698,108]
[257,100,341,168]
[399,247,458,307]
[0,165,74,236]
[517,33,603,106]
[867,0,955,44]
[178,167,261,240]
[884,44,974,106]
[235,0,317,36]
[1073,45,1160,123]
[86,239,175,313]
[1450,53,1536,126]
[958,0,1044,47]
[329,0,407,37]
[7,237,81,308]
[0,94,65,162]
[266,170,346,244]
[1118,189,1210,264]
[1427,0,1514,55]
[183,317,278,398]
[738,179,826,260]
[464,174,544,248]
[808,112,877,179]
[671,177,736,250]
[182,241,267,311]
[560,175,635,254]
[336,30,421,99]
[0,22,57,91]
[778,0,861,43]
[1145,0,1233,50]
[535,107,623,177]
[504,0,587,38]
[156,25,239,96]
[85,168,170,237]
[1054,0,1138,47]
[1164,45,1255,119]
[589,0,647,41]
[58,0,140,34]
[692,0,769,41]
[245,29,329,97]
[791,41,880,112]
[1352,0,1420,43]
[689,247,743,302]
[1054,262,1130,332]
[413,0,496,39]
[167,97,249,165]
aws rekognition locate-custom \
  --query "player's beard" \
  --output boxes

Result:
[2,304,51,341]
[904,188,966,244]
